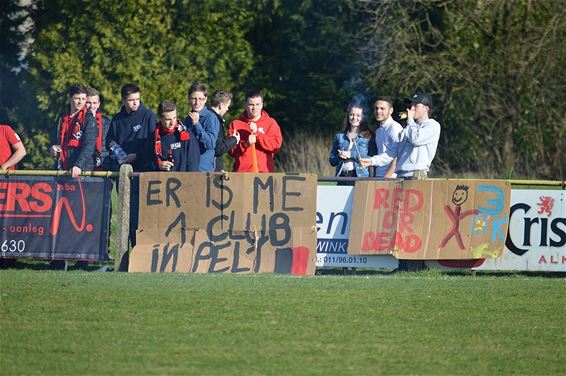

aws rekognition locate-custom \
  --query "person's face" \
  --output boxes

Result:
[189,91,207,112]
[86,95,100,115]
[245,96,263,120]
[218,100,231,117]
[69,93,87,113]
[160,110,177,130]
[374,100,393,123]
[348,107,363,127]
[411,102,428,121]
[123,92,141,113]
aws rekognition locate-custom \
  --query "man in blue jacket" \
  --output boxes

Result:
[184,82,219,172]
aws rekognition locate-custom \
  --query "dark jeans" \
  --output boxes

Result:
[337,170,356,186]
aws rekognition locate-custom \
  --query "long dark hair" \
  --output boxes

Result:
[342,103,372,139]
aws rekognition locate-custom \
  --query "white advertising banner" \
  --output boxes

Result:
[427,189,565,271]
[475,189,565,271]
[316,186,398,268]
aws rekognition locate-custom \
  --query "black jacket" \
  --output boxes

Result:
[212,109,237,171]
[57,109,98,171]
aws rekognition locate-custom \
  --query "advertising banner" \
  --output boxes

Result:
[348,180,512,260]
[429,189,565,271]
[0,175,112,260]
[128,172,318,274]
[316,185,398,268]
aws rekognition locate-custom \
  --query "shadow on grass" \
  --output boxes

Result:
[315,266,565,278]
[0,258,113,272]
[2,259,564,277]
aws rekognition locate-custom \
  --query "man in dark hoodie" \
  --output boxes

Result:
[106,83,157,249]
[105,83,157,172]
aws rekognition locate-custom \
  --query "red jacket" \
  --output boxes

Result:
[228,110,283,172]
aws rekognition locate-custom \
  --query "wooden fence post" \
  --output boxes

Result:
[114,164,132,272]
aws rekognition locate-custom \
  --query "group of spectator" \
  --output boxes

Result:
[41,82,283,177]
[2,85,440,182]
[329,93,441,180]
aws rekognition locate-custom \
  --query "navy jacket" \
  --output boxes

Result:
[106,102,157,172]
[151,125,200,172]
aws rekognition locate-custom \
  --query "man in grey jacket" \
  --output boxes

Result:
[394,92,441,179]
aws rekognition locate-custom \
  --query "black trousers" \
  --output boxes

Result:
[337,170,356,186]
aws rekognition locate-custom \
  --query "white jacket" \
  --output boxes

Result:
[395,118,441,177]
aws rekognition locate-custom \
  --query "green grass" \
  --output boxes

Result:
[1,270,564,375]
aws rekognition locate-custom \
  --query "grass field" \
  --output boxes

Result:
[1,269,565,375]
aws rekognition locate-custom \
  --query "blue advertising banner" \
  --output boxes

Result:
[0,175,112,261]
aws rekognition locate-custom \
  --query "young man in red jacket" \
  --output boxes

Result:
[228,90,283,172]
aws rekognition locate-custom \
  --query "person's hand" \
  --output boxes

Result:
[70,166,82,178]
[249,122,257,134]
[338,150,351,159]
[158,160,174,171]
[188,111,199,126]
[407,107,415,121]
[232,130,241,143]
[359,158,372,168]
[50,145,62,157]
[123,153,137,164]
[246,134,257,147]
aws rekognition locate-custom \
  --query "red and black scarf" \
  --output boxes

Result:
[59,106,88,169]
[154,120,189,164]
[60,106,87,149]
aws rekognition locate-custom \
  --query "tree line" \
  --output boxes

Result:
[1,0,564,178]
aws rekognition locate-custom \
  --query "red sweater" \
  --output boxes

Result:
[228,110,283,172]
[0,125,23,170]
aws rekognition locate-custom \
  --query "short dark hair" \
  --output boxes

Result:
[188,82,207,97]
[68,84,87,97]
[374,96,393,109]
[121,83,140,99]
[245,89,263,103]
[86,87,100,97]
[157,100,176,117]
[210,90,233,107]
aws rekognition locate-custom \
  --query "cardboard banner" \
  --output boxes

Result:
[129,172,317,274]
[0,175,112,260]
[348,180,511,260]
